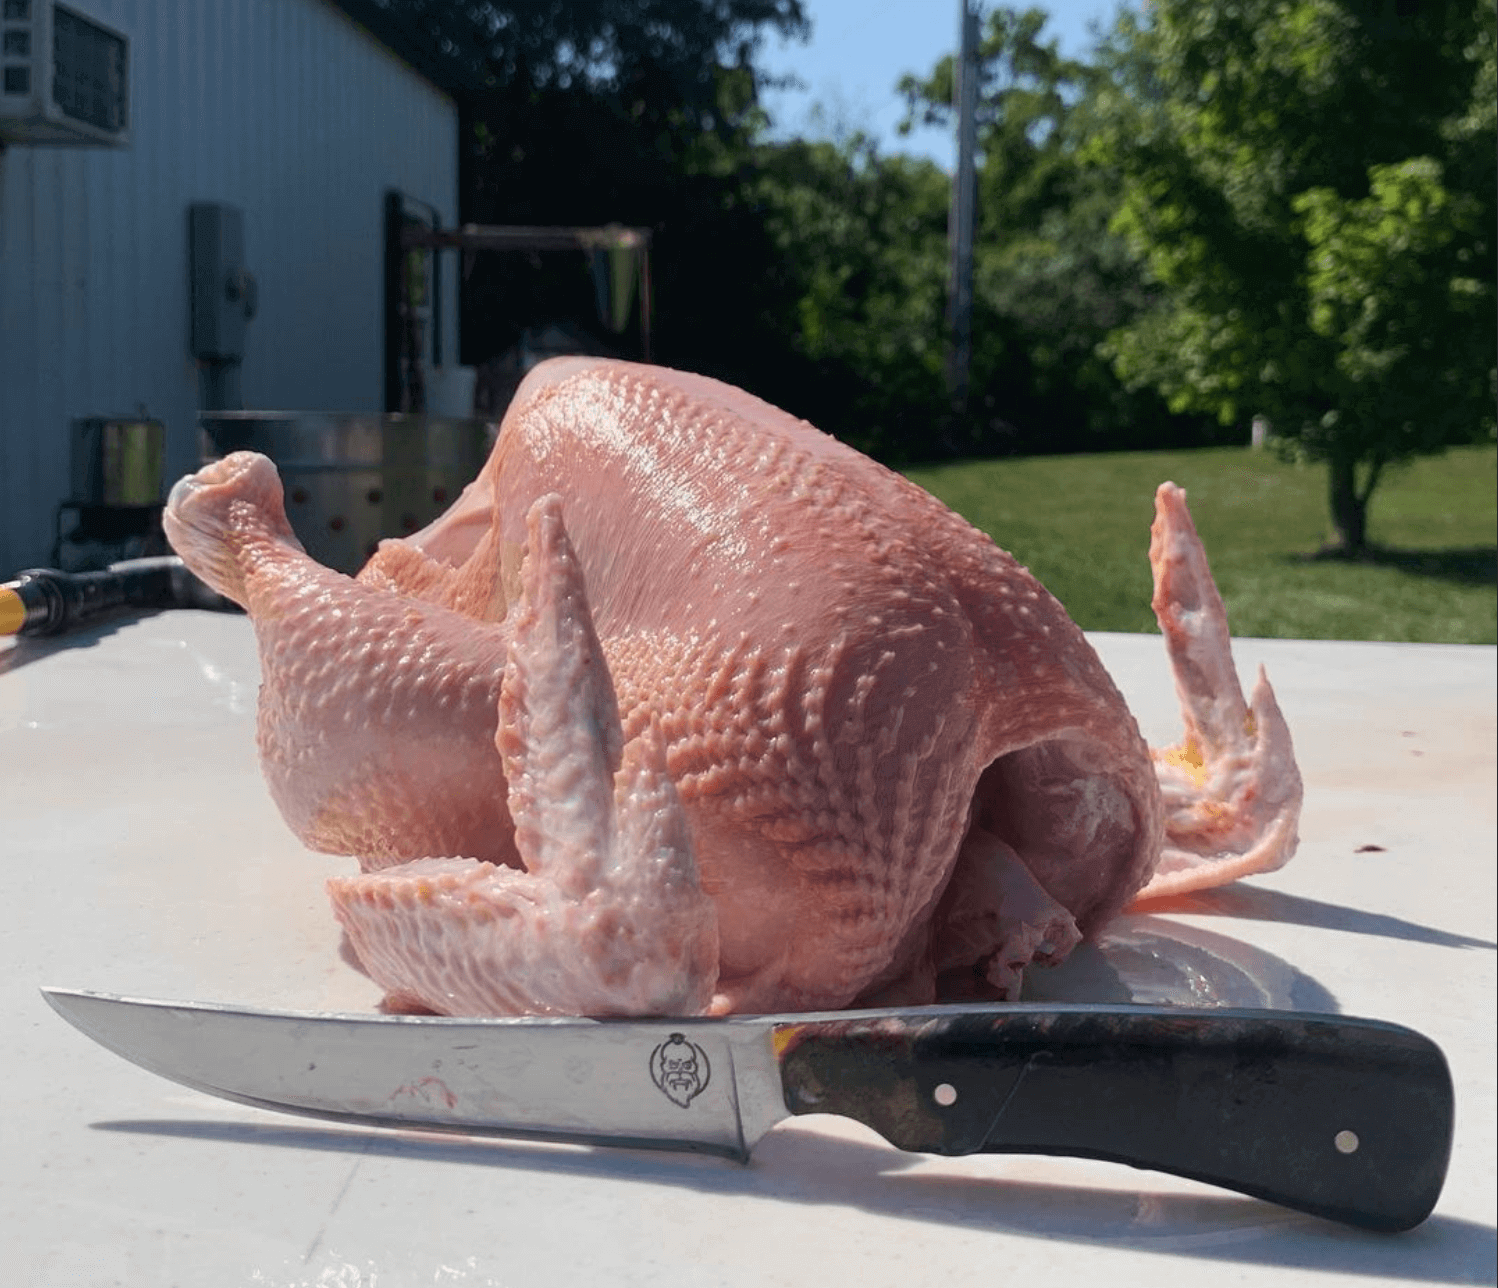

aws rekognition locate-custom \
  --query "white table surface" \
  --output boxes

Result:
[2,611,1493,1287]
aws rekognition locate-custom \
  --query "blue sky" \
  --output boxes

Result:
[755,0,1137,167]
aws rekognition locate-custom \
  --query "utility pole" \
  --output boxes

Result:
[946,0,980,411]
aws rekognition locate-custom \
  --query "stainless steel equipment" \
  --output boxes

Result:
[54,417,170,571]
[71,417,165,506]
[198,411,496,574]
[190,203,258,412]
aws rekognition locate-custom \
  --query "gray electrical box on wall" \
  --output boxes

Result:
[190,202,257,410]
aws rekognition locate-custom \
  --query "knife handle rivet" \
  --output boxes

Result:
[1334,1130,1360,1155]
[933,1082,958,1107]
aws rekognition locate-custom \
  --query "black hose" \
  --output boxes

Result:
[0,557,233,637]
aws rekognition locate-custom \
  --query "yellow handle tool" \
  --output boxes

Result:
[0,584,25,636]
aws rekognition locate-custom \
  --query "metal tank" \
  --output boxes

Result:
[199,412,496,575]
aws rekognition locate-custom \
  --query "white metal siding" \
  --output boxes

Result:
[0,0,459,573]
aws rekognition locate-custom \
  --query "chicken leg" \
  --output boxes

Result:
[1132,483,1303,902]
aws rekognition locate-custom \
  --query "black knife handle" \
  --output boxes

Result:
[776,1007,1452,1232]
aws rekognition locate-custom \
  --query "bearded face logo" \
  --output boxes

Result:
[649,1033,711,1108]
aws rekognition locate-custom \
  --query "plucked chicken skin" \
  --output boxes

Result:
[164,357,1301,1017]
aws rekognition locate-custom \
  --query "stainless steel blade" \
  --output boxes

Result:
[42,988,791,1159]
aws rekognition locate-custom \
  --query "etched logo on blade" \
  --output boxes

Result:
[649,1033,711,1107]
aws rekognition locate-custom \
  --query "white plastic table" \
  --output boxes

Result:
[2,612,1493,1287]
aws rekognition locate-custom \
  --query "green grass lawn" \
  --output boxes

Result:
[905,444,1497,644]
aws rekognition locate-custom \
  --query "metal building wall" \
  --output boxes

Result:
[0,0,459,574]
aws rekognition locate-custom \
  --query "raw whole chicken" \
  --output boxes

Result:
[164,357,1301,1017]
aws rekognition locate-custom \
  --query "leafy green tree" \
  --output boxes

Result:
[1093,0,1495,552]
[741,138,952,461]
[896,7,1222,457]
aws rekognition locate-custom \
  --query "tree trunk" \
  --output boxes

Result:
[1327,448,1383,554]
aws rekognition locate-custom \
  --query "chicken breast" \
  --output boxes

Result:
[163,357,1300,1016]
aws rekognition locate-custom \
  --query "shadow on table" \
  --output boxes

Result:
[1133,883,1497,952]
[93,1115,1494,1284]
[0,610,156,675]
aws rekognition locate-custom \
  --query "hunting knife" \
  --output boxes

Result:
[42,989,1452,1232]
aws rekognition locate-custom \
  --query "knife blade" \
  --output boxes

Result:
[41,988,1451,1232]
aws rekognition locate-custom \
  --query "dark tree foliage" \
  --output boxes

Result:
[884,6,1229,459]
[460,95,789,375]
[464,0,805,99]
[734,138,954,461]
[366,1,1253,467]
[339,0,805,102]
[391,1,810,387]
